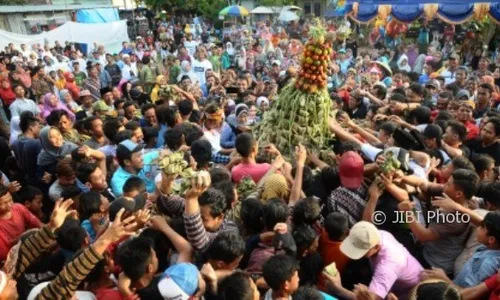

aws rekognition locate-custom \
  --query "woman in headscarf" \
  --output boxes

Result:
[260,173,290,202]
[0,79,16,110]
[59,89,80,113]
[235,48,247,71]
[413,54,427,74]
[36,126,78,183]
[256,96,270,119]
[41,93,75,121]
[397,54,412,72]
[221,42,234,70]
[151,75,167,103]
[177,60,198,84]
[221,104,251,149]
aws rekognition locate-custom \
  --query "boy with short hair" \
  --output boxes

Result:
[231,133,271,184]
[318,212,350,274]
[425,211,500,288]
[18,186,44,221]
[262,254,300,300]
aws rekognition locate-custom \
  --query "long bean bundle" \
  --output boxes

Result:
[255,20,334,156]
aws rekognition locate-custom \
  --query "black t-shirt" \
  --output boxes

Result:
[137,275,163,300]
[467,138,500,166]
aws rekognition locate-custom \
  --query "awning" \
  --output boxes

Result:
[345,2,500,24]
[251,6,280,14]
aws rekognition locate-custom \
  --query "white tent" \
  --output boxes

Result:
[279,10,299,22]
[0,20,129,54]
[251,6,280,14]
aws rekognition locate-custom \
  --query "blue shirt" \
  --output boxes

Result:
[156,124,168,149]
[81,219,97,243]
[100,70,112,88]
[110,150,160,196]
[220,122,236,149]
[419,74,430,85]
[453,245,500,288]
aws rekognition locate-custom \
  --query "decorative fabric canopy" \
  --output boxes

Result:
[338,1,500,24]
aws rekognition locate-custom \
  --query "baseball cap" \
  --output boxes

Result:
[272,60,281,66]
[340,221,380,260]
[339,151,364,189]
[158,263,199,300]
[456,89,471,100]
[116,139,144,162]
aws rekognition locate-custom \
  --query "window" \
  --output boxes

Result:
[304,3,311,15]
[314,2,321,16]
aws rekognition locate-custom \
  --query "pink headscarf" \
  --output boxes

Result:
[41,93,75,121]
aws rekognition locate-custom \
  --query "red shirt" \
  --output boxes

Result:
[231,162,271,184]
[0,203,41,262]
[463,120,479,141]
[485,274,500,300]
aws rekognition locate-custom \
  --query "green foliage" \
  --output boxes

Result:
[143,0,227,21]
[198,0,228,21]
[258,0,295,6]
[0,0,26,4]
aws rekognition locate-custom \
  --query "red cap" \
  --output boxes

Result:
[339,151,364,189]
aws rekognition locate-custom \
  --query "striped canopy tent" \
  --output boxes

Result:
[341,0,500,24]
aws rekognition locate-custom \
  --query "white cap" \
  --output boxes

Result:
[340,221,380,260]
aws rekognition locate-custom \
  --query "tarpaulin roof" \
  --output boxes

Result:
[333,2,500,24]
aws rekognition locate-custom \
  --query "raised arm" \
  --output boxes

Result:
[289,144,307,207]
[151,215,193,262]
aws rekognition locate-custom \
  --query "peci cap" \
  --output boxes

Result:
[339,151,364,189]
[340,221,380,260]
[158,263,199,300]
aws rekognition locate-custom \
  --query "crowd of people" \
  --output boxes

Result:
[0,14,500,300]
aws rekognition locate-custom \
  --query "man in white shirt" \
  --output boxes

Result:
[184,33,199,56]
[192,49,212,86]
[10,84,41,118]
[121,54,138,81]
[440,53,460,85]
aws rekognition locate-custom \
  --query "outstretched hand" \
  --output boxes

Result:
[101,208,137,243]
[49,198,77,231]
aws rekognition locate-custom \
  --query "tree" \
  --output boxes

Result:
[258,0,295,7]
[198,0,227,21]
[0,0,26,4]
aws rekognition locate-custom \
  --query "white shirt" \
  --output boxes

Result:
[184,40,199,56]
[203,130,221,153]
[121,62,138,81]
[192,59,212,86]
[440,68,457,85]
